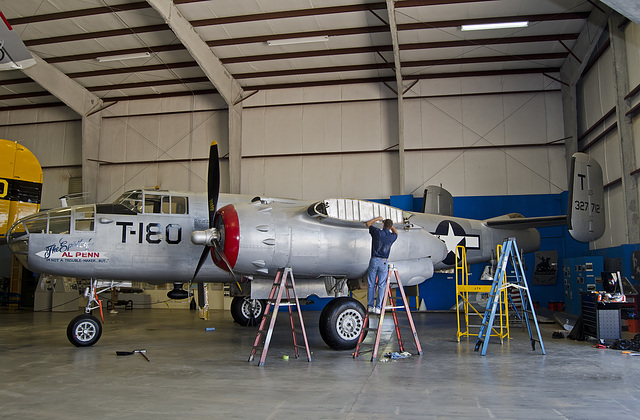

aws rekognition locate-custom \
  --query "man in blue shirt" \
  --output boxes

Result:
[365,216,398,314]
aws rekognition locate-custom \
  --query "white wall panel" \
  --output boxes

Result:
[340,101,383,151]
[264,106,303,155]
[626,23,640,91]
[99,118,127,163]
[461,95,505,146]
[241,158,265,197]
[243,107,266,156]
[504,94,547,144]
[548,148,568,192]
[301,104,342,153]
[595,184,627,249]
[263,157,303,199]
[380,100,398,150]
[506,149,554,195]
[464,149,507,196]
[544,91,565,141]
[634,116,640,167]
[418,151,466,195]
[301,155,343,201]
[461,74,503,94]
[579,66,604,131]
[413,78,461,97]
[603,131,622,182]
[419,97,463,149]
[597,48,616,112]
[404,99,422,149]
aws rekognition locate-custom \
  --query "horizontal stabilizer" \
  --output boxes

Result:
[567,153,605,242]
[485,214,567,229]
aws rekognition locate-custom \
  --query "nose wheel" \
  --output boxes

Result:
[67,314,103,347]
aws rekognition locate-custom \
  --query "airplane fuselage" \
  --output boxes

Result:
[9,189,541,289]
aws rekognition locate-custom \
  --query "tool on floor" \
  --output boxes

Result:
[475,237,545,356]
[353,266,422,362]
[248,267,311,366]
[116,349,150,361]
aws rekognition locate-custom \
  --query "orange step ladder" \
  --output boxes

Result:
[353,266,423,362]
[248,267,312,366]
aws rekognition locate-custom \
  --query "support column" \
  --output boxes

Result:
[228,102,242,194]
[386,0,406,195]
[82,114,102,203]
[609,14,639,243]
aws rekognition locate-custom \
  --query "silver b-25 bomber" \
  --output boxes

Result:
[7,142,604,351]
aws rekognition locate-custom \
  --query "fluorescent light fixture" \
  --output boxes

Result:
[267,36,329,46]
[96,52,151,62]
[460,21,528,31]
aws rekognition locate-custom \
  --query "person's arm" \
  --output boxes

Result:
[365,216,383,227]
[390,225,398,235]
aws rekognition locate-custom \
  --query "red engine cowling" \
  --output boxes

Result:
[211,204,240,271]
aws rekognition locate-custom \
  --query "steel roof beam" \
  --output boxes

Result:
[146,0,244,193]
[20,54,103,202]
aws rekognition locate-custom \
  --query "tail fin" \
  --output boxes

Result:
[567,153,605,242]
[422,185,453,216]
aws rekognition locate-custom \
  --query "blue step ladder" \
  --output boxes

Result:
[474,237,546,356]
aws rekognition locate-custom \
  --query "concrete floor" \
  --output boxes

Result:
[1,307,640,420]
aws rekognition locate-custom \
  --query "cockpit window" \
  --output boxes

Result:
[170,196,188,214]
[48,208,71,234]
[23,215,47,234]
[114,190,188,215]
[74,206,95,231]
[114,191,143,213]
[144,194,163,214]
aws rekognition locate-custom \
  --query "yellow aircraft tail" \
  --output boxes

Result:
[0,139,43,244]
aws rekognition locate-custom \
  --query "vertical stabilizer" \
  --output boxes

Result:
[567,153,605,242]
[422,185,453,216]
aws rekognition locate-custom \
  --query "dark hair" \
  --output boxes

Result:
[383,219,393,229]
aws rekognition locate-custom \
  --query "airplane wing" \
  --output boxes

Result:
[0,11,36,70]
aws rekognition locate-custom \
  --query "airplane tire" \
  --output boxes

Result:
[319,297,366,350]
[67,314,102,347]
[231,297,266,326]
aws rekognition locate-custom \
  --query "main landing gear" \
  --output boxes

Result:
[319,297,366,350]
[234,295,366,350]
[230,297,266,326]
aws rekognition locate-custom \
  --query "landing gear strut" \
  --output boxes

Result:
[66,279,121,347]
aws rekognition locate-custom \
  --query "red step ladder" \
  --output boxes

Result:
[248,267,312,366]
[353,266,423,362]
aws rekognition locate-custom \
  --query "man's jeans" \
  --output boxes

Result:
[367,257,388,309]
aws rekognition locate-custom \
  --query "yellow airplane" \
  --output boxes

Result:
[0,139,43,244]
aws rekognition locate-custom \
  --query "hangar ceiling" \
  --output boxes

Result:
[0,0,622,111]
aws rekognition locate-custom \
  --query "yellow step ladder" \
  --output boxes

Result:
[455,245,509,343]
